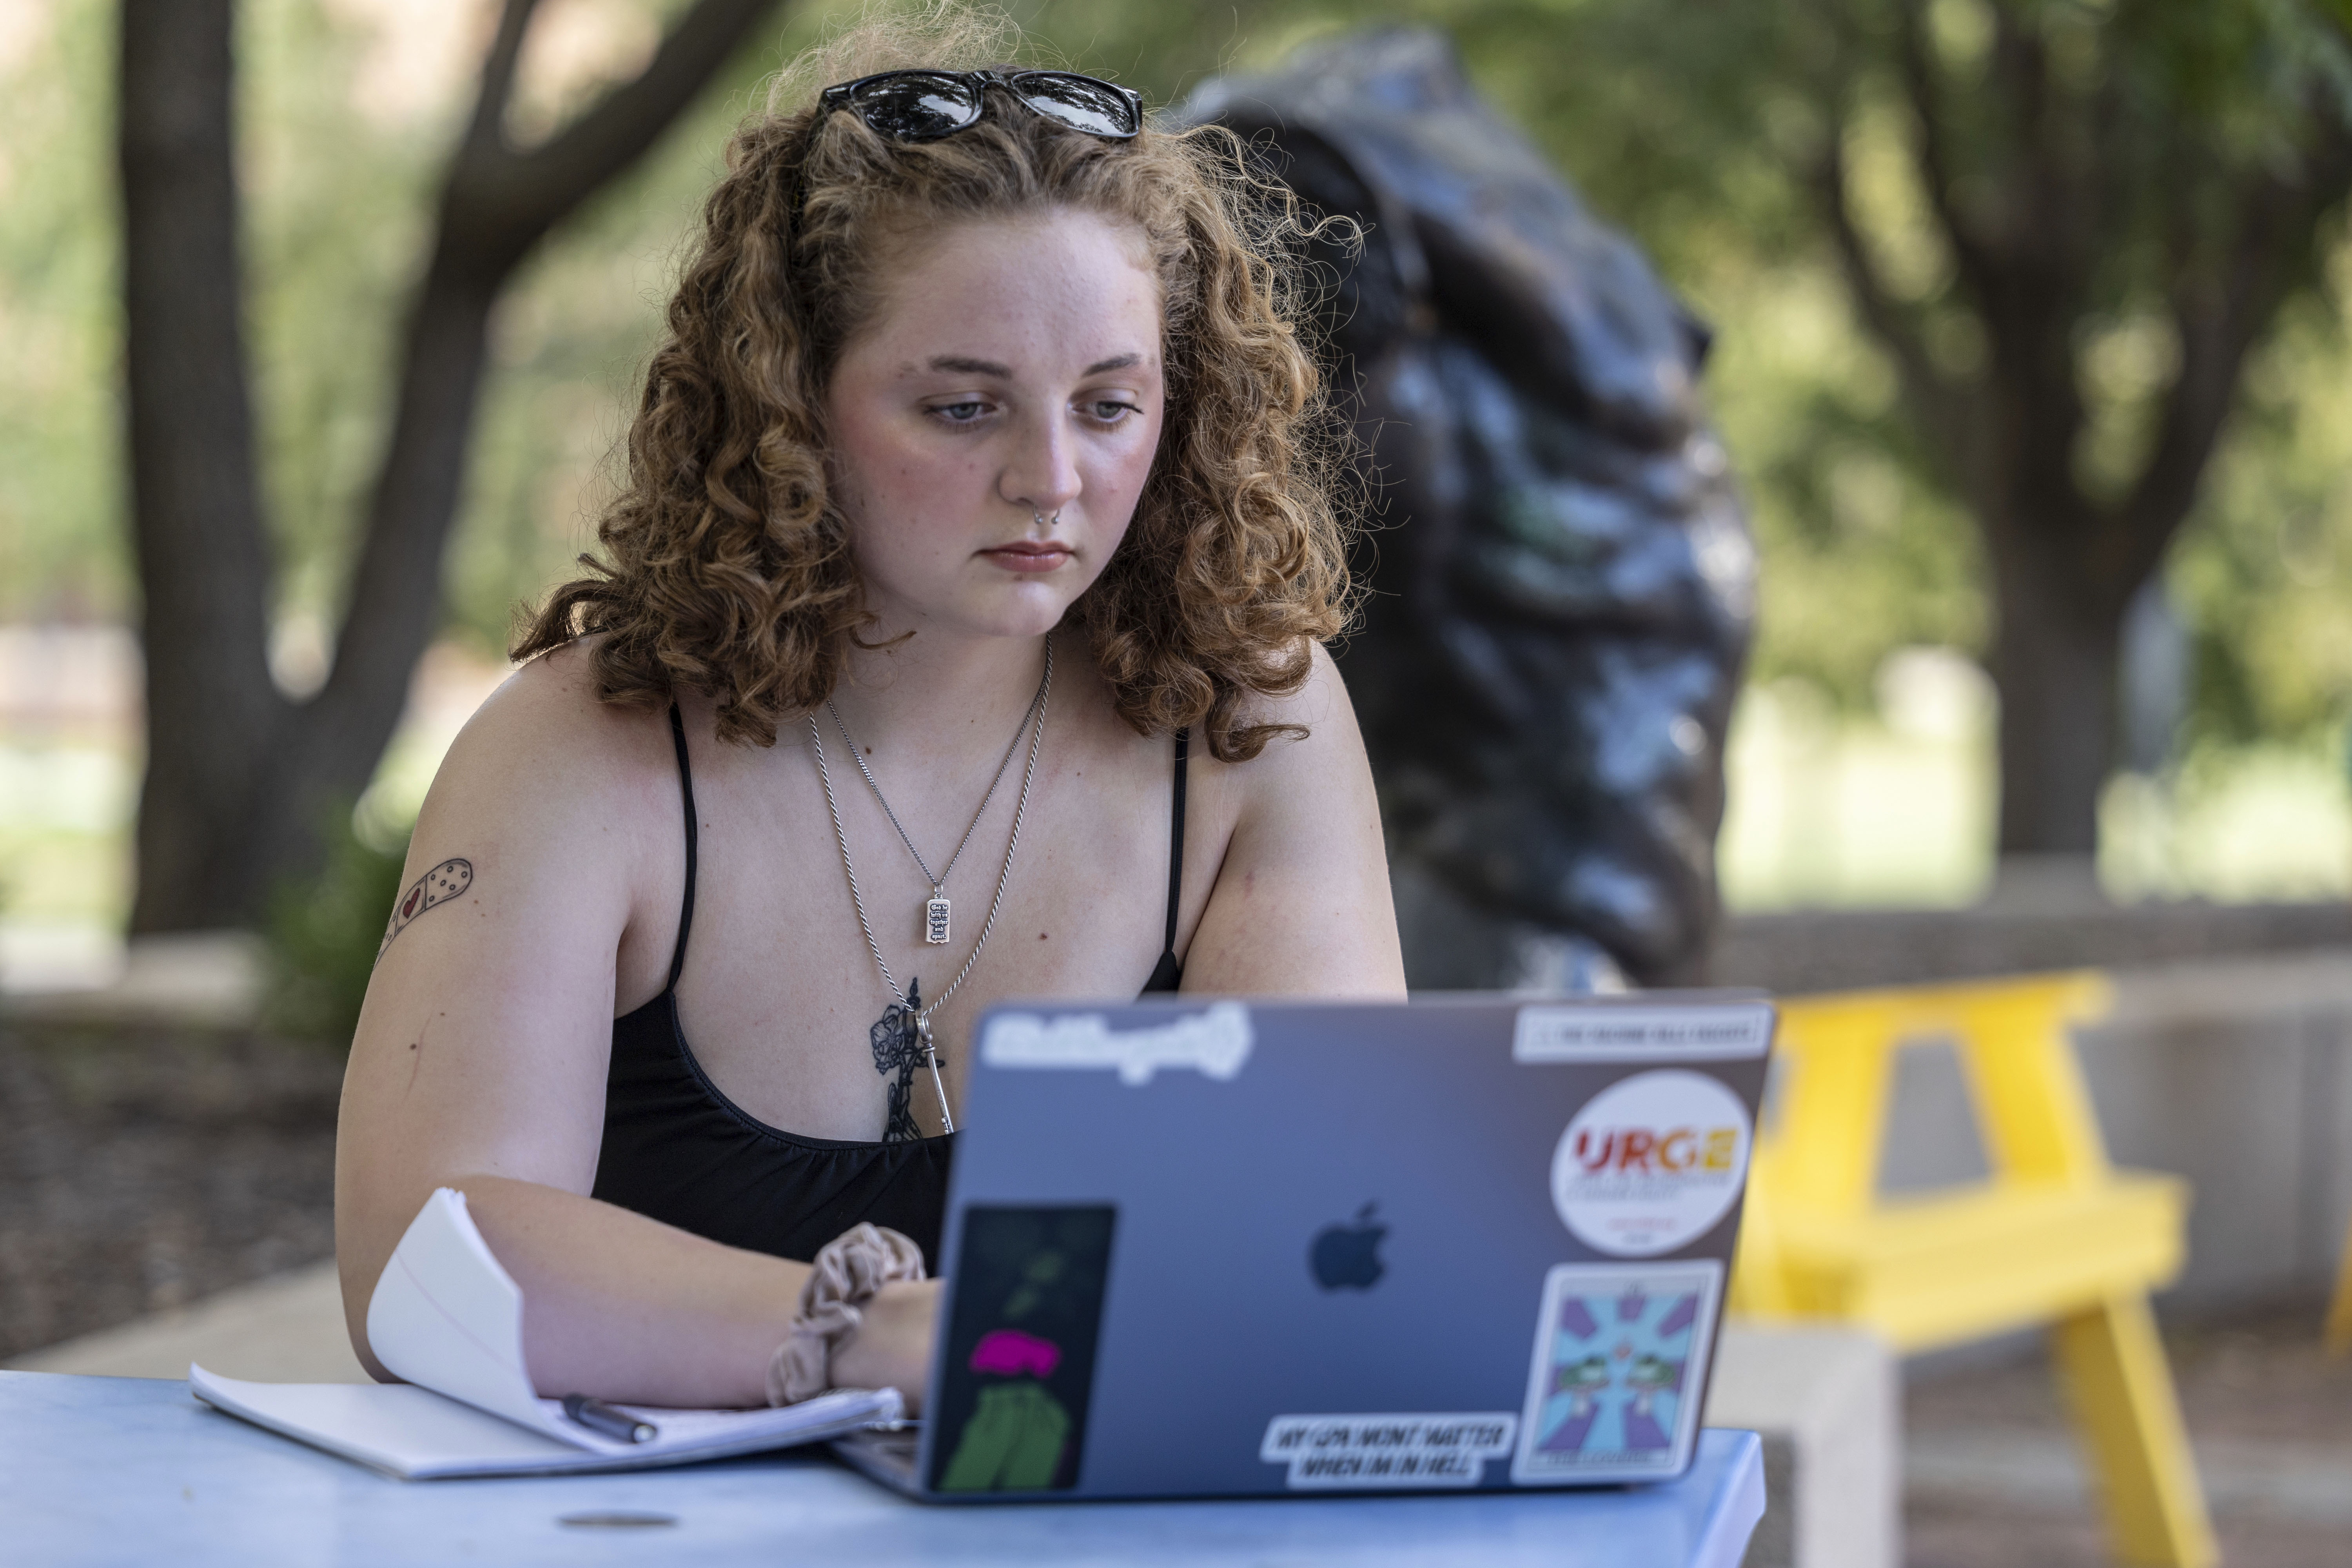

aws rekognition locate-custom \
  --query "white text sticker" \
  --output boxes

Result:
[1514,1004,1773,1063]
[1259,1412,1517,1489]
[981,1002,1252,1085]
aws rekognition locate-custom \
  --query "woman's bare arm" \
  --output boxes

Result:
[1180,644,1408,997]
[334,653,937,1409]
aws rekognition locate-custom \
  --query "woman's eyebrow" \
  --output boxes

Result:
[926,354,1013,377]
[920,352,1147,377]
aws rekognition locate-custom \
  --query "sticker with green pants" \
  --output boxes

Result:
[939,1381,1072,1491]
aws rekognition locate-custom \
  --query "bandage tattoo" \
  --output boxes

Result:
[377,858,474,962]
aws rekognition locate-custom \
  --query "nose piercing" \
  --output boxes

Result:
[1033,508,1060,529]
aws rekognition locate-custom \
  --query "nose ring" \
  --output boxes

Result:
[1033,508,1060,529]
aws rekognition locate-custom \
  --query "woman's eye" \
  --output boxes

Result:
[932,401,990,424]
[1087,399,1141,424]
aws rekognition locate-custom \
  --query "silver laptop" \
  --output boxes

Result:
[834,991,1773,1501]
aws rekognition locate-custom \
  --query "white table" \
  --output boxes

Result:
[2,1371,1763,1567]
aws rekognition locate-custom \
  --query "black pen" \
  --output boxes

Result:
[563,1393,658,1444]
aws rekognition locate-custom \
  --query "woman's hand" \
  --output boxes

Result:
[829,1277,946,1414]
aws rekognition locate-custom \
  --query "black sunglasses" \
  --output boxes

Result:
[817,68,1142,142]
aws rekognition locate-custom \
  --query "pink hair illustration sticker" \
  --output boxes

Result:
[969,1329,1062,1379]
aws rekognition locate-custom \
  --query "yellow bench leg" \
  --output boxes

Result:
[2048,1295,2218,1568]
[2327,1215,2352,1356]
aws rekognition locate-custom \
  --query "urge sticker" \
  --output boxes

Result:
[1550,1069,1750,1257]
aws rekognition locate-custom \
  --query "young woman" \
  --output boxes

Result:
[334,17,1404,1416]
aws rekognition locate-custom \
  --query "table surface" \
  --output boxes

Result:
[2,1371,1763,1568]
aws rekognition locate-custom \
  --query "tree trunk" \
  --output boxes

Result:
[120,0,786,934]
[120,0,290,933]
[247,253,504,895]
[1985,532,2122,858]
[1814,7,2352,869]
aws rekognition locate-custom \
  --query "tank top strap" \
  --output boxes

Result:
[1163,727,1189,956]
[1140,728,1189,994]
[664,703,699,993]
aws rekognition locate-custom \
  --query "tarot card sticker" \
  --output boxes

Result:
[1511,1259,1723,1485]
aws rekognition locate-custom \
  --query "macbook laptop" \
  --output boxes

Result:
[834,991,1774,1501]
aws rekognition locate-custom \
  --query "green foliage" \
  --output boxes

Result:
[1083,0,2352,739]
[1014,0,1999,706]
[2,0,2347,755]
[263,804,407,1048]
[240,0,443,632]
[2173,271,2352,750]
[0,0,124,620]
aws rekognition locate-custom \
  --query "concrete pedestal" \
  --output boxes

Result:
[1704,1323,1899,1568]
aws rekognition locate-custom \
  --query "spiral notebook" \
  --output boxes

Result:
[189,1189,899,1480]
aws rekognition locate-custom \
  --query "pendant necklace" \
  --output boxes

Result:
[809,640,1053,1142]
[825,653,1044,949]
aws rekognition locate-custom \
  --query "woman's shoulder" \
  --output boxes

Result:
[419,639,684,839]
[1195,640,1370,822]
[1226,641,1363,774]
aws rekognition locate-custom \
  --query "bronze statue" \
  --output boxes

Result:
[1183,29,1756,988]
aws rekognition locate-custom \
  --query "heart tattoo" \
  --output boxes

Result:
[377,858,474,963]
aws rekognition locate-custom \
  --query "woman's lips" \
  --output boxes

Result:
[982,542,1073,574]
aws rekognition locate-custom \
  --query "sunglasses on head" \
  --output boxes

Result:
[817,68,1142,142]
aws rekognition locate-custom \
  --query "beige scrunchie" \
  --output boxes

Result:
[766,1222,927,1406]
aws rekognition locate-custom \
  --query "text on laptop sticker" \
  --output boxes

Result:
[1513,1002,1773,1063]
[980,1002,1252,1085]
[1259,1412,1517,1489]
[1512,1260,1723,1484]
[1550,1069,1751,1256]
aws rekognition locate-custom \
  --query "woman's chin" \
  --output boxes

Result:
[914,585,1079,644]
[963,576,1088,639]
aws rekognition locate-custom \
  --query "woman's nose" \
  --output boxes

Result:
[999,411,1082,523]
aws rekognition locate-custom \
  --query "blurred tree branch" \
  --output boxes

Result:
[1811,133,1989,508]
[122,0,787,934]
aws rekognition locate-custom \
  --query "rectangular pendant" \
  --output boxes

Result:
[924,896,951,946]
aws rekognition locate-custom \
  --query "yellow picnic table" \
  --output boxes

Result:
[1731,971,2216,1568]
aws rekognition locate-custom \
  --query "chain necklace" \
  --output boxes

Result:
[809,639,1053,1142]
[824,655,1045,947]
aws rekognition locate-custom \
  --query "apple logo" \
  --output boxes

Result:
[1309,1203,1387,1291]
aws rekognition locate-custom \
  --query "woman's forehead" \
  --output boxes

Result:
[853,209,1163,378]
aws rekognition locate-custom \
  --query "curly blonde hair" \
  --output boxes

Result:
[513,5,1355,762]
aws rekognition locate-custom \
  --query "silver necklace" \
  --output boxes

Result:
[809,639,1053,1142]
[824,661,1043,947]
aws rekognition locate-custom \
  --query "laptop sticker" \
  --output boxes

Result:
[1511,1259,1723,1485]
[929,1206,1116,1493]
[1259,1412,1517,1490]
[980,1002,1252,1085]
[1514,1003,1773,1063]
[1549,1068,1751,1256]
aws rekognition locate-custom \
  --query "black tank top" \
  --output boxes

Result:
[590,710,1191,1269]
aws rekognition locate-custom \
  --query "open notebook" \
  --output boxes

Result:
[190,1188,901,1479]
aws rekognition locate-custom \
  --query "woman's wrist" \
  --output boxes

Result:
[825,1279,939,1413]
[766,1223,926,1406]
